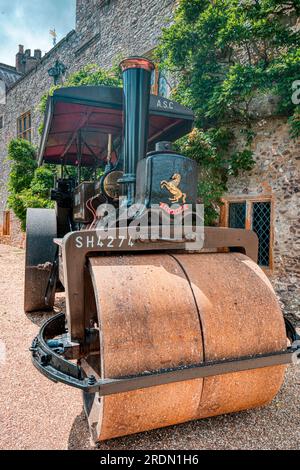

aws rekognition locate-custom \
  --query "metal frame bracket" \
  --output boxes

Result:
[30,313,300,397]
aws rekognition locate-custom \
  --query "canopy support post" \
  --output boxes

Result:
[77,130,82,185]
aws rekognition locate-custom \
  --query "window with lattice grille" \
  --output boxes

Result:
[223,199,272,268]
[229,202,246,229]
[17,111,31,141]
[252,202,271,267]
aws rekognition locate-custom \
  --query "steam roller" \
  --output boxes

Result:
[27,57,299,442]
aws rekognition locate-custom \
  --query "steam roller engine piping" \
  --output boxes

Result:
[26,57,300,442]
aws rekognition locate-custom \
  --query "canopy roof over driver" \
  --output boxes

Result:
[38,86,194,168]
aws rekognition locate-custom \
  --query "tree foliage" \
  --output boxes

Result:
[7,139,54,231]
[158,0,300,224]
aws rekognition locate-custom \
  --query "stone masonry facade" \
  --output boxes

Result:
[0,0,178,212]
[0,0,299,321]
[223,117,300,321]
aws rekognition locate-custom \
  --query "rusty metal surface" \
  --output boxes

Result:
[85,251,286,441]
[120,57,155,72]
[0,243,298,450]
[61,226,258,342]
[24,265,54,312]
[83,251,287,441]
[173,252,287,419]
[88,254,204,441]
[202,227,258,262]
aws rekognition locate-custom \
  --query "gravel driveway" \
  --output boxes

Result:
[0,243,299,450]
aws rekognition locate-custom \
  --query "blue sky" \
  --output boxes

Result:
[0,0,76,66]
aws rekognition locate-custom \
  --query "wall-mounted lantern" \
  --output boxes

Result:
[48,60,66,85]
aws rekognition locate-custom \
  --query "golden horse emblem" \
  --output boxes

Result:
[160,173,187,204]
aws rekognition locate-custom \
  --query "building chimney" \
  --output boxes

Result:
[16,45,25,73]
[15,45,42,74]
[34,49,42,60]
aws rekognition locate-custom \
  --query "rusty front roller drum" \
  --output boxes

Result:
[86,254,204,441]
[84,252,287,442]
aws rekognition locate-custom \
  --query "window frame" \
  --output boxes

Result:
[17,110,32,142]
[151,65,171,97]
[151,65,160,96]
[220,195,274,272]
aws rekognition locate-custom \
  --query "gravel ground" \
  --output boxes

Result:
[0,243,299,450]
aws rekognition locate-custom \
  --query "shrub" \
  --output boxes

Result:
[7,139,54,231]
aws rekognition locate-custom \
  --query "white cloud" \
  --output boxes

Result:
[0,0,75,66]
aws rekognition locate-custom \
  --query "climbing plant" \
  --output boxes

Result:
[7,139,54,231]
[157,0,300,224]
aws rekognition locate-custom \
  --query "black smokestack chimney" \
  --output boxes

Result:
[119,57,155,205]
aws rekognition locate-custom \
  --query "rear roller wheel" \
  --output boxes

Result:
[83,252,286,442]
[24,208,57,313]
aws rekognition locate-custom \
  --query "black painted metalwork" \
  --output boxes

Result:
[118,58,155,205]
[30,313,300,396]
[285,317,300,343]
[136,152,198,208]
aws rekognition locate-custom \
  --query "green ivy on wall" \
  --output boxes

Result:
[6,139,54,231]
[157,0,300,224]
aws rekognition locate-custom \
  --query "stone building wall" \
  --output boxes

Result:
[75,0,177,68]
[223,116,300,321]
[0,104,5,120]
[0,0,177,212]
[0,31,79,212]
[0,103,4,146]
